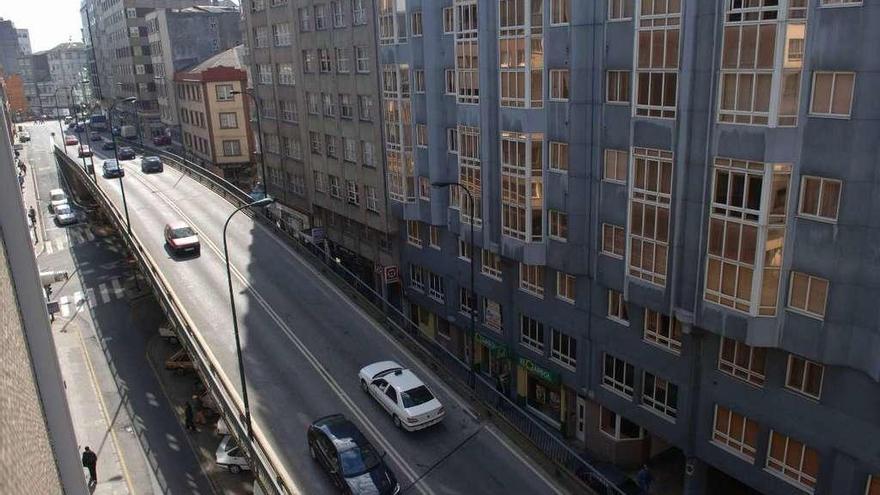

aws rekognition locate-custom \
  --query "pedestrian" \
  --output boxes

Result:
[184,401,196,432]
[18,160,26,175]
[28,206,36,226]
[81,446,98,486]
[637,464,653,494]
[18,173,24,190]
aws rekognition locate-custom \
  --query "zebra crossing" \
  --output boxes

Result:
[43,226,97,254]
[57,278,127,317]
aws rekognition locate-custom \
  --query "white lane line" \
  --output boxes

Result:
[54,238,65,251]
[111,278,124,297]
[86,288,97,308]
[83,228,95,242]
[484,425,568,495]
[69,229,82,244]
[45,241,54,254]
[59,296,70,317]
[99,283,111,303]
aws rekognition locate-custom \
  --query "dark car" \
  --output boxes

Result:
[111,126,120,136]
[90,131,102,141]
[75,123,86,132]
[118,146,136,160]
[101,138,116,150]
[141,156,163,173]
[153,134,171,146]
[308,414,399,495]
[102,159,124,178]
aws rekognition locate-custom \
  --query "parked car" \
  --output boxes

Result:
[64,135,78,146]
[18,132,30,142]
[152,134,171,146]
[141,156,163,173]
[118,146,136,160]
[53,203,77,226]
[164,221,200,256]
[215,436,250,474]
[78,145,93,157]
[358,361,445,431]
[102,159,124,178]
[308,414,399,495]
[48,188,68,212]
[101,138,116,150]
[90,131,102,141]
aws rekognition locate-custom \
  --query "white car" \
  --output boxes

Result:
[48,188,68,212]
[215,435,250,474]
[54,204,77,226]
[358,361,445,431]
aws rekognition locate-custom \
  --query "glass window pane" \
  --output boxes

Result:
[831,73,854,116]
[819,181,841,219]
[811,73,833,114]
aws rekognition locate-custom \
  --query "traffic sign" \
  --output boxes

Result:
[384,265,399,283]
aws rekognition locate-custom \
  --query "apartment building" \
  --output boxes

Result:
[175,45,254,183]
[243,0,397,290]
[147,5,242,143]
[384,1,880,494]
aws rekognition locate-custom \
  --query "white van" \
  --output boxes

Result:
[49,189,68,212]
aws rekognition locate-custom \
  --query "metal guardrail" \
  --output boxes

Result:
[53,147,292,495]
[127,142,628,495]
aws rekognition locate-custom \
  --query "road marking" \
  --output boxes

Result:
[54,238,65,251]
[485,425,568,495]
[59,296,70,317]
[86,288,97,308]
[99,283,111,303]
[45,241,54,254]
[84,228,95,241]
[111,278,124,297]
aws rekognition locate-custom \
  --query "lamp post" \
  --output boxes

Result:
[53,87,68,150]
[230,89,267,199]
[108,96,137,234]
[223,196,274,443]
[432,181,477,389]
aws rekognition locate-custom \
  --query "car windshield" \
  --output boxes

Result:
[144,157,159,164]
[51,193,65,201]
[105,161,119,169]
[56,205,71,214]
[400,385,435,408]
[338,443,381,477]
[171,227,195,238]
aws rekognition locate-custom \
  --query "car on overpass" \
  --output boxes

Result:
[141,156,164,173]
[53,203,77,226]
[78,145,93,158]
[102,159,124,178]
[164,221,200,256]
[90,131,102,141]
[64,135,78,146]
[153,134,171,146]
[101,138,116,150]
[359,361,445,431]
[118,146,136,160]
[307,414,400,495]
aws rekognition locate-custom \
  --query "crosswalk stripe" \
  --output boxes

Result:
[111,278,124,297]
[84,229,95,242]
[59,296,70,317]
[45,242,53,254]
[69,230,81,244]
[54,238,65,251]
[99,283,111,303]
[86,288,97,307]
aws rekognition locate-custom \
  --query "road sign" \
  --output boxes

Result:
[311,227,325,242]
[384,265,399,284]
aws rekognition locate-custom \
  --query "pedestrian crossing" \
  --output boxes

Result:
[43,226,97,254]
[57,278,127,317]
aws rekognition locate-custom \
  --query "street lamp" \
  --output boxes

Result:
[223,196,274,444]
[230,89,267,199]
[108,96,137,234]
[432,181,477,389]
[53,87,69,150]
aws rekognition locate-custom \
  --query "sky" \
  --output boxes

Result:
[1,0,85,53]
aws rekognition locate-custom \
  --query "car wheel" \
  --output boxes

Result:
[229,464,242,474]
[360,379,368,392]
[393,415,402,429]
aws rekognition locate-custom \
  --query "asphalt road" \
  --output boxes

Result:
[46,122,568,495]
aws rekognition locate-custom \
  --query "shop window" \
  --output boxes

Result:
[600,406,643,440]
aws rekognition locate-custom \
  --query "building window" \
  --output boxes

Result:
[601,223,625,259]
[499,0,544,108]
[254,26,269,48]
[481,250,502,280]
[325,134,338,158]
[307,93,319,115]
[635,0,680,118]
[280,100,298,123]
[551,329,576,368]
[455,126,482,226]
[215,84,234,101]
[556,273,575,303]
[355,46,370,73]
[319,49,332,72]
[314,172,326,193]
[798,176,841,223]
[628,147,673,286]
[277,63,295,85]
[445,69,457,95]
[718,337,767,387]
[362,141,375,166]
[600,406,643,441]
[411,11,423,36]
[482,299,503,331]
[606,70,630,103]
[642,372,678,420]
[705,157,791,316]
[331,1,345,27]
[785,354,824,400]
[322,93,336,117]
[457,238,471,262]
[459,287,474,315]
[336,48,350,73]
[455,0,479,104]
[259,64,273,84]
[447,128,458,153]
[810,71,855,118]
[603,148,628,183]
[358,95,373,120]
[443,7,455,34]
[329,175,340,197]
[788,271,829,320]
[428,225,440,249]
[712,405,759,463]
[548,210,568,241]
[607,290,629,325]
[520,315,544,352]
[299,7,312,31]
[519,263,544,298]
[219,112,238,129]
[302,50,315,72]
[603,353,634,398]
[352,0,366,25]
[416,123,428,147]
[315,4,327,30]
[222,140,241,156]
[343,138,357,162]
[414,69,426,93]
[272,22,291,46]
[643,309,682,354]
[346,180,360,205]
[500,131,542,241]
[409,264,424,291]
[365,186,379,213]
[428,272,445,302]
[418,177,430,201]
[549,141,568,173]
[766,431,820,492]
[866,476,880,495]
[407,220,421,247]
[550,0,570,25]
[608,0,634,20]
[549,69,569,101]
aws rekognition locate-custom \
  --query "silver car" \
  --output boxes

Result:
[49,188,68,212]
[215,435,249,474]
[54,204,77,226]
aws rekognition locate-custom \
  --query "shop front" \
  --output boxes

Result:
[517,356,567,429]
[474,333,511,394]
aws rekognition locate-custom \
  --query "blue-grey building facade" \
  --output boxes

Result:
[382,1,880,494]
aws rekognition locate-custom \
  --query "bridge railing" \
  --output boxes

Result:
[128,144,627,495]
[54,147,294,495]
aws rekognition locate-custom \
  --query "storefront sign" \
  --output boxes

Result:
[475,333,508,358]
[384,265,399,283]
[518,356,560,384]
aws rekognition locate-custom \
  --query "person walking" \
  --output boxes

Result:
[637,464,653,494]
[81,446,98,486]
[28,206,36,226]
[184,401,196,432]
